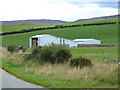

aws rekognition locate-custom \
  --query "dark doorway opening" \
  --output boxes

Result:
[32,38,38,47]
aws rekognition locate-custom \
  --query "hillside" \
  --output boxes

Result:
[75,14,119,22]
[2,19,67,26]
[59,18,118,26]
[1,23,49,33]
[2,19,118,33]
[2,14,119,26]
[1,23,118,46]
[1,18,118,46]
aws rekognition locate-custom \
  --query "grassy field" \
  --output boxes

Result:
[2,23,49,33]
[1,18,118,46]
[69,47,118,62]
[59,18,118,25]
[2,19,118,33]
[1,47,118,88]
[1,24,118,46]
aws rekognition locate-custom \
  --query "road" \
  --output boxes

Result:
[0,68,49,89]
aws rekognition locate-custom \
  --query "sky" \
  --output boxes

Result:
[0,0,119,21]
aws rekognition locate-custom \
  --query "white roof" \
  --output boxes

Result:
[31,34,48,38]
[73,39,96,42]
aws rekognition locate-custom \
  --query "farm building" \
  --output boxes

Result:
[30,34,101,48]
[73,39,101,45]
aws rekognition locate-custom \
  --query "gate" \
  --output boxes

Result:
[103,52,117,63]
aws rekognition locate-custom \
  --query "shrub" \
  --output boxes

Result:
[25,46,42,60]
[7,45,18,53]
[39,44,70,63]
[70,56,92,68]
[25,54,33,60]
[32,46,42,55]
[40,46,53,62]
[49,54,56,64]
[56,49,72,63]
[25,43,72,64]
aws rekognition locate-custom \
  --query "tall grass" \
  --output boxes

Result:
[1,47,24,64]
[24,61,118,82]
[1,47,118,88]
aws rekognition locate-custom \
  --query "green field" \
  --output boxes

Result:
[1,24,118,46]
[69,47,118,62]
[2,19,118,33]
[1,18,118,46]
[2,23,49,33]
[59,18,118,25]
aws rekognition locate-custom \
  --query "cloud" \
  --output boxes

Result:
[44,0,119,3]
[72,2,118,8]
[46,0,119,3]
[0,0,118,21]
[93,2,118,8]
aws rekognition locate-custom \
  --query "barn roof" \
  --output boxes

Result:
[31,34,48,38]
[73,39,97,42]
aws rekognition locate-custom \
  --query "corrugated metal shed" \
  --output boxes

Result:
[30,34,101,48]
[73,39,96,42]
[73,39,101,44]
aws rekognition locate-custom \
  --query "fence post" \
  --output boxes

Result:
[109,54,111,63]
[93,54,95,62]
[103,51,104,63]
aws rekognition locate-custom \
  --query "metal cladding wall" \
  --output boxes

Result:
[39,34,78,47]
[29,38,32,48]
[73,39,101,45]
[77,40,101,44]
[30,34,78,48]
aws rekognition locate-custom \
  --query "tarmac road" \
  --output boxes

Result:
[0,68,49,89]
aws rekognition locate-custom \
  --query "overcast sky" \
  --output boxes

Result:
[0,0,119,21]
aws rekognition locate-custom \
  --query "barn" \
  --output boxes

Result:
[30,34,101,48]
[73,39,101,44]
[30,34,78,48]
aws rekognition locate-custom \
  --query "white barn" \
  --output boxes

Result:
[30,34,78,48]
[73,39,101,45]
[29,34,101,48]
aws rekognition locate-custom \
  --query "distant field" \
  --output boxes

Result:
[2,19,118,33]
[1,23,49,33]
[69,47,118,62]
[1,23,118,46]
[59,19,118,25]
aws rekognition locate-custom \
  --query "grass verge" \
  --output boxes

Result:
[1,47,118,88]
